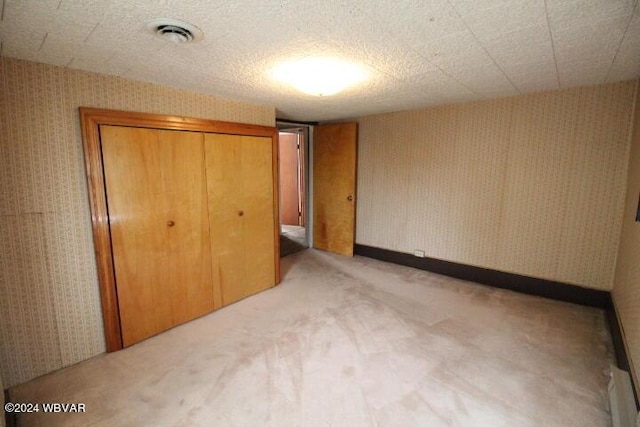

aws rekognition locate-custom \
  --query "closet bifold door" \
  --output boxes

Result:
[204,133,276,306]
[100,125,215,347]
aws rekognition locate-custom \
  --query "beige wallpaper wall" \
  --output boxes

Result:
[357,81,636,291]
[0,57,275,388]
[613,81,640,391]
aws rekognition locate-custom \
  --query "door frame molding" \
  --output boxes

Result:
[80,107,280,352]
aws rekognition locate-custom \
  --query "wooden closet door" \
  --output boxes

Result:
[240,135,277,295]
[100,125,214,347]
[204,133,276,306]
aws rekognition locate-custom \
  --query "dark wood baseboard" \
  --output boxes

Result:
[608,309,632,373]
[354,244,611,309]
[607,307,640,410]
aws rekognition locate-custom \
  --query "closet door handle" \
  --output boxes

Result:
[347,195,354,201]
[238,211,244,217]
[167,220,175,227]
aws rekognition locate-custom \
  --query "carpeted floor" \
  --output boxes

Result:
[280,225,307,257]
[10,250,613,426]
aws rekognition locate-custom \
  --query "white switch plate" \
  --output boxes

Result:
[414,250,425,258]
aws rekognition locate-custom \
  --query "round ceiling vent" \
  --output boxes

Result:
[147,18,203,44]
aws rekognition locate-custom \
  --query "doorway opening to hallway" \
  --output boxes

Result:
[277,122,310,257]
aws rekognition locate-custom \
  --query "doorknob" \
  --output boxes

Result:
[167,220,175,227]
[347,195,354,201]
[238,210,244,217]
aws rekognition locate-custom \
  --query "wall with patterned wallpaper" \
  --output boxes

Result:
[357,81,637,291]
[0,57,275,388]
[613,81,640,392]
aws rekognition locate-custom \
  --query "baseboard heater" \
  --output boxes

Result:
[609,366,639,427]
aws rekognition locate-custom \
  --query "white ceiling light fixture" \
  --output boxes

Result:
[147,18,204,44]
[272,57,368,96]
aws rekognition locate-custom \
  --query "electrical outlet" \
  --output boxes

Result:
[414,250,425,258]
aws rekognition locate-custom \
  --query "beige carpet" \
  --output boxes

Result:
[10,250,613,426]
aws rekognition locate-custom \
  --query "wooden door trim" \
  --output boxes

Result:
[80,107,280,352]
[298,130,306,227]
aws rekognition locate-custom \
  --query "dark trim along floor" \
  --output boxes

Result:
[607,308,640,409]
[354,244,610,308]
[354,243,639,409]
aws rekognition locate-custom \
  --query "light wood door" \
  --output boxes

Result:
[100,125,214,347]
[313,123,358,256]
[204,133,276,306]
[279,132,300,226]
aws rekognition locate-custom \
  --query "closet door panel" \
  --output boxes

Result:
[101,126,214,347]
[162,129,215,326]
[241,136,276,296]
[204,133,246,307]
[204,134,276,306]
[101,126,171,345]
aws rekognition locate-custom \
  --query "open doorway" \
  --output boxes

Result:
[277,122,310,257]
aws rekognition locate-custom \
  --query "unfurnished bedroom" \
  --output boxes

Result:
[1,1,640,426]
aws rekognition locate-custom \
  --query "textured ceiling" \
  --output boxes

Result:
[0,0,639,121]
